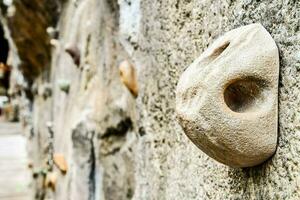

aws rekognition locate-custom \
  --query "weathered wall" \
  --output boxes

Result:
[1,0,300,199]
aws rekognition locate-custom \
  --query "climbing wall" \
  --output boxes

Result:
[1,0,300,199]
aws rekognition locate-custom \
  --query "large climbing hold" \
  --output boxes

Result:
[176,23,279,168]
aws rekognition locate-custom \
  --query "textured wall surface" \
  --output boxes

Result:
[1,0,300,199]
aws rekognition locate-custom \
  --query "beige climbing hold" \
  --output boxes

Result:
[44,172,57,191]
[119,60,138,97]
[53,153,68,174]
[50,39,60,47]
[176,23,279,167]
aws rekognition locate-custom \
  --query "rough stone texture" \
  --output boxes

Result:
[0,0,300,199]
[176,23,279,167]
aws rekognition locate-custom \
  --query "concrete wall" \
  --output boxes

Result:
[1,0,300,199]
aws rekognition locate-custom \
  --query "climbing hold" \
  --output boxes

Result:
[58,79,70,93]
[53,153,68,174]
[65,43,80,66]
[45,172,57,191]
[46,27,59,39]
[46,121,53,129]
[176,23,279,167]
[50,39,60,47]
[119,60,138,97]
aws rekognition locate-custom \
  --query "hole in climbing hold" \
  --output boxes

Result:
[223,78,269,113]
[202,41,230,65]
[210,41,230,60]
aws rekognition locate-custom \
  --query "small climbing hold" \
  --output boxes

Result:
[46,27,59,39]
[53,153,68,174]
[176,23,279,168]
[46,121,53,129]
[44,172,57,191]
[119,60,138,97]
[65,43,80,66]
[58,79,70,93]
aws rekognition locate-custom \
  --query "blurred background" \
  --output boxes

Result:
[0,17,32,200]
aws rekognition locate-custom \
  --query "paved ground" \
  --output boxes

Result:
[0,122,32,200]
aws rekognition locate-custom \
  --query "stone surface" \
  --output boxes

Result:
[57,79,70,93]
[176,23,279,167]
[1,0,300,199]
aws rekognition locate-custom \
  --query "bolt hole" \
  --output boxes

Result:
[223,78,269,113]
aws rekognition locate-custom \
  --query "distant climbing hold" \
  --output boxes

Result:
[53,153,68,174]
[176,23,279,168]
[65,43,80,66]
[119,60,138,97]
[50,39,60,47]
[46,121,53,129]
[46,26,59,39]
[45,172,57,191]
[58,79,70,93]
